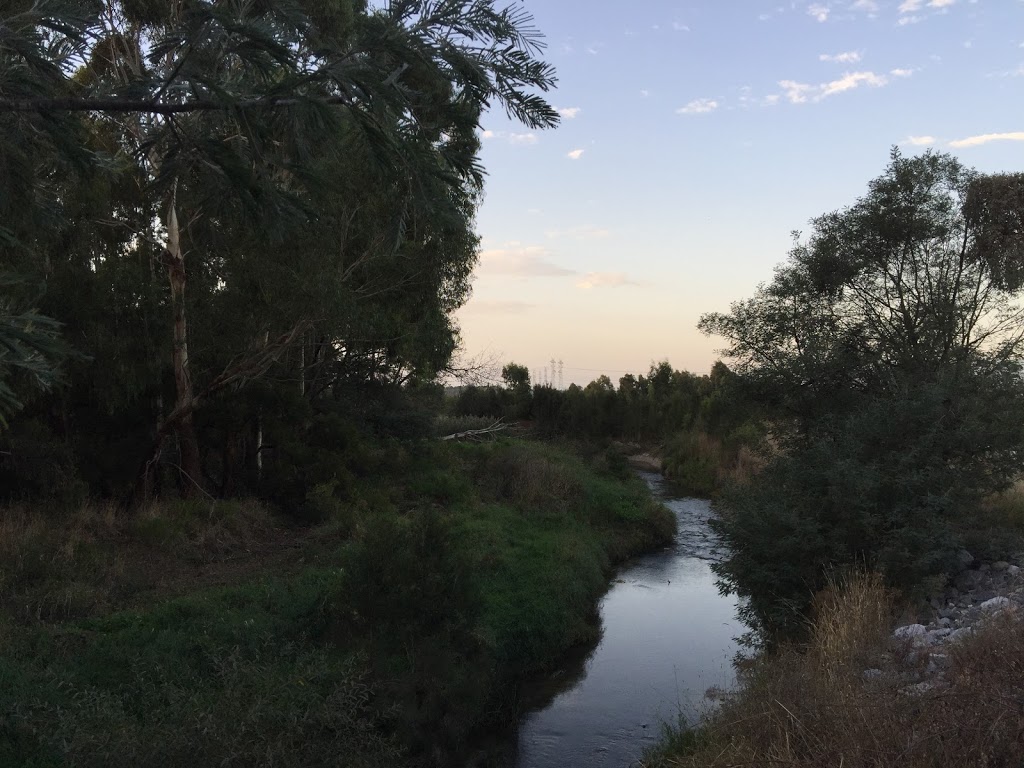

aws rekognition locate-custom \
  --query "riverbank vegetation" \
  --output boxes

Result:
[0,437,674,766]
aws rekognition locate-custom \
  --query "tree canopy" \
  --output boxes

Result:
[702,150,1024,638]
[0,0,558,503]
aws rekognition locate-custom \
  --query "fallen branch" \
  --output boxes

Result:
[440,420,507,441]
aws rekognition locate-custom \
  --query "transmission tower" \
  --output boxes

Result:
[558,360,564,389]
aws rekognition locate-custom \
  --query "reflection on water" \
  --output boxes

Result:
[514,472,739,768]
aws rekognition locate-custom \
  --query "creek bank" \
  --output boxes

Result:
[879,551,1024,693]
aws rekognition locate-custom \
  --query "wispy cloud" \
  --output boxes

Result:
[557,107,581,119]
[898,0,956,22]
[477,246,574,278]
[576,272,639,290]
[567,149,585,160]
[509,132,539,145]
[820,51,862,63]
[890,68,914,77]
[948,131,1024,148]
[672,21,690,31]
[780,70,891,103]
[807,3,830,22]
[480,130,542,146]
[851,0,879,11]
[546,226,611,240]
[676,98,719,114]
[460,300,536,315]
[904,135,936,145]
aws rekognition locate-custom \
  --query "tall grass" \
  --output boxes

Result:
[661,430,763,495]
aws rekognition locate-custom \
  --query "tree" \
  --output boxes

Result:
[700,150,1024,638]
[501,362,531,392]
[0,0,559,500]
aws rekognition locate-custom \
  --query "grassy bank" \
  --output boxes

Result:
[643,572,1024,768]
[0,438,674,767]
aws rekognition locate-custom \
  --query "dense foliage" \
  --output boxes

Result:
[702,151,1024,638]
[0,0,558,504]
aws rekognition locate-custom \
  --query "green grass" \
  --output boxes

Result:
[0,438,675,767]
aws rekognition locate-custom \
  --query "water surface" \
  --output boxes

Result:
[514,472,739,767]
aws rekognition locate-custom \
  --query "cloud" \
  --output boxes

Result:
[929,0,955,7]
[576,272,639,290]
[676,98,719,114]
[807,3,830,22]
[508,132,539,145]
[567,149,585,160]
[890,68,914,77]
[898,15,922,24]
[545,226,611,240]
[820,51,862,63]
[904,135,936,145]
[480,130,495,139]
[460,300,536,315]
[898,0,922,10]
[640,89,650,97]
[477,246,574,278]
[780,70,890,103]
[948,131,1024,148]
[851,0,879,11]
[557,107,581,119]
[672,21,690,31]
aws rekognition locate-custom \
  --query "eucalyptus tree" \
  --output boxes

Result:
[0,0,558,498]
[700,150,1024,637]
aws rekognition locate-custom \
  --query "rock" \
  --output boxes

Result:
[893,624,928,640]
[938,607,955,619]
[949,627,974,643]
[955,549,975,571]
[937,617,953,628]
[980,596,1012,613]
[900,681,937,696]
[1009,565,1021,577]
[992,561,1010,572]
[955,570,983,592]
[926,628,952,644]
[980,563,991,572]
[862,668,883,680]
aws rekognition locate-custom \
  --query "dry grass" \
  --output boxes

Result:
[646,571,1024,768]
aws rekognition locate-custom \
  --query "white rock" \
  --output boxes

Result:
[980,596,1012,612]
[949,627,974,643]
[893,624,928,640]
[926,628,952,644]
[1009,565,1021,577]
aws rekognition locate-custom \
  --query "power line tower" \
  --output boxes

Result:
[558,359,564,389]
[549,358,556,389]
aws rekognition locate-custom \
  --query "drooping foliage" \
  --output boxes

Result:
[701,150,1024,639]
[0,0,558,503]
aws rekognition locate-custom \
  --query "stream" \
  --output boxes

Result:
[512,471,740,767]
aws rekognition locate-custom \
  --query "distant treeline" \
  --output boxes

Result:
[451,361,765,493]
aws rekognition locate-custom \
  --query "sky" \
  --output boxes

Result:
[453,0,1024,387]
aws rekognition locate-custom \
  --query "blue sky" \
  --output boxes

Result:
[455,0,1024,386]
